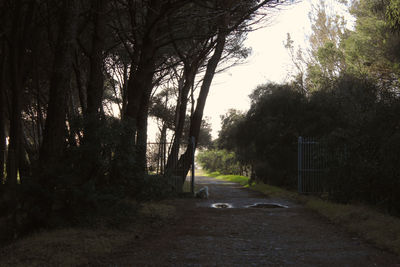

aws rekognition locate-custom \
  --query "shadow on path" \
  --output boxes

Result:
[104,176,400,266]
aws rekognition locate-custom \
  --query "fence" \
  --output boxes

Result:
[298,136,327,194]
[146,137,195,194]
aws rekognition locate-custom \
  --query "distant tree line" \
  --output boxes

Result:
[209,0,400,215]
[197,149,241,175]
[0,0,278,239]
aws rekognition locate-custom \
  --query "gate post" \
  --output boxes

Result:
[298,136,303,193]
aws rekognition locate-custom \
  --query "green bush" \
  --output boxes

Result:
[222,77,400,214]
[233,83,310,188]
[197,149,240,175]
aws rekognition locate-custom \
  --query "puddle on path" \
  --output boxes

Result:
[209,202,289,209]
[211,203,233,209]
[246,203,288,209]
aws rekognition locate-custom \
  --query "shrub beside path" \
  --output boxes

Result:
[101,176,400,266]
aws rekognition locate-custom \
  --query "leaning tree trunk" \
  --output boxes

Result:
[175,29,227,181]
[165,64,197,173]
[39,0,78,174]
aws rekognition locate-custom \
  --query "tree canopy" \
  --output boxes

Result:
[0,0,280,240]
[207,0,400,215]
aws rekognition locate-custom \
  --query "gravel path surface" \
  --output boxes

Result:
[101,176,400,266]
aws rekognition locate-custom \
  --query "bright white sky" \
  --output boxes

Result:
[147,0,352,141]
[205,0,313,139]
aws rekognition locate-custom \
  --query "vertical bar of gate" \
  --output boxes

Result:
[308,138,310,192]
[315,138,318,192]
[318,139,320,192]
[298,136,302,193]
[191,136,195,194]
[320,139,323,192]
[311,138,314,192]
[307,137,311,193]
[307,137,309,193]
[306,137,309,193]
[306,137,314,193]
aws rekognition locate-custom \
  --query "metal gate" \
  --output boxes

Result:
[146,137,196,193]
[298,136,327,194]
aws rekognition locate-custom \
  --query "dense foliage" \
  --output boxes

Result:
[215,76,400,214]
[0,0,276,241]
[212,0,400,215]
[197,149,241,175]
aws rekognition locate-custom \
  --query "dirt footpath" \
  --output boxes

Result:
[100,176,400,266]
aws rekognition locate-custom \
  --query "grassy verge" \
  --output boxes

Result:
[0,200,177,266]
[205,170,400,256]
[203,171,249,186]
[303,198,400,256]
[201,170,297,199]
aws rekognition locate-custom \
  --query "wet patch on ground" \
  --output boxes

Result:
[211,203,233,208]
[209,202,289,209]
[246,203,288,209]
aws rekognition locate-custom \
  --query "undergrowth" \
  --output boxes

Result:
[0,200,177,266]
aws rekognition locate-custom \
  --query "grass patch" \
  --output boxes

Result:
[304,199,400,255]
[139,202,176,221]
[203,170,296,198]
[0,228,134,266]
[215,174,249,186]
[249,182,298,200]
[199,170,249,186]
[205,170,400,256]
[0,200,178,266]
[202,170,220,177]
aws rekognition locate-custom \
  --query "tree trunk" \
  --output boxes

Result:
[112,0,164,183]
[73,50,87,114]
[79,0,108,183]
[34,50,44,151]
[5,0,36,234]
[0,41,6,183]
[40,0,78,170]
[166,64,197,173]
[66,91,81,148]
[175,30,227,180]
[123,42,156,141]
[120,1,162,174]
[121,63,129,119]
[86,0,106,118]
[7,0,27,187]
[135,81,154,173]
[115,54,156,181]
